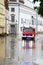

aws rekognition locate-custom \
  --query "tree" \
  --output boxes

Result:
[33,0,38,3]
[33,0,43,16]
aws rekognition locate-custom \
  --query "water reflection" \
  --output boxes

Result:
[4,35,43,65]
[0,35,43,65]
[0,37,5,65]
[5,35,18,60]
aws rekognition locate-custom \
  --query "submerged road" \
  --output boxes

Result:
[0,34,43,65]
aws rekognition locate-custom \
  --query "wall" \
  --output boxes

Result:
[0,1,5,65]
[24,0,34,9]
[0,0,5,34]
[8,4,19,34]
[37,16,43,32]
[19,4,36,35]
[0,37,5,65]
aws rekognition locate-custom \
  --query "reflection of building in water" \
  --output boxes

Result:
[35,34,43,59]
[11,35,15,58]
[5,35,18,60]
[0,37,4,57]
[0,37,5,65]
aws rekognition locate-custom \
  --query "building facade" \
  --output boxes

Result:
[6,0,37,35]
[37,15,43,32]
[0,1,5,64]
[0,0,5,34]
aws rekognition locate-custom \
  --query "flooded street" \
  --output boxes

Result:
[0,35,43,65]
[0,37,5,65]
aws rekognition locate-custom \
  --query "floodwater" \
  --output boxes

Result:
[0,37,5,65]
[0,35,43,65]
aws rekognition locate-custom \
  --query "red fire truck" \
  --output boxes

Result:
[22,27,35,40]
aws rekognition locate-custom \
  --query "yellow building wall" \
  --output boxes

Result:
[0,28,4,33]
[0,37,5,58]
[0,0,4,5]
[0,37,5,65]
[0,1,5,65]
[0,0,5,34]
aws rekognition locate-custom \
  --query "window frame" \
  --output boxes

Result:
[11,14,15,22]
[11,8,15,12]
[11,25,16,34]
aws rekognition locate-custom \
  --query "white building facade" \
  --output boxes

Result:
[6,0,37,36]
[37,15,43,32]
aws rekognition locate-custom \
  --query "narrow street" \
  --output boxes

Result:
[0,34,43,65]
[3,34,43,65]
[0,0,43,65]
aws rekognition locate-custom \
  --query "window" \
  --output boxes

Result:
[31,16,34,25]
[11,25,16,34]
[38,20,42,25]
[10,0,16,1]
[21,27,23,31]
[23,28,33,32]
[21,18,23,24]
[19,0,24,3]
[11,14,15,22]
[11,8,15,12]
[32,19,34,25]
